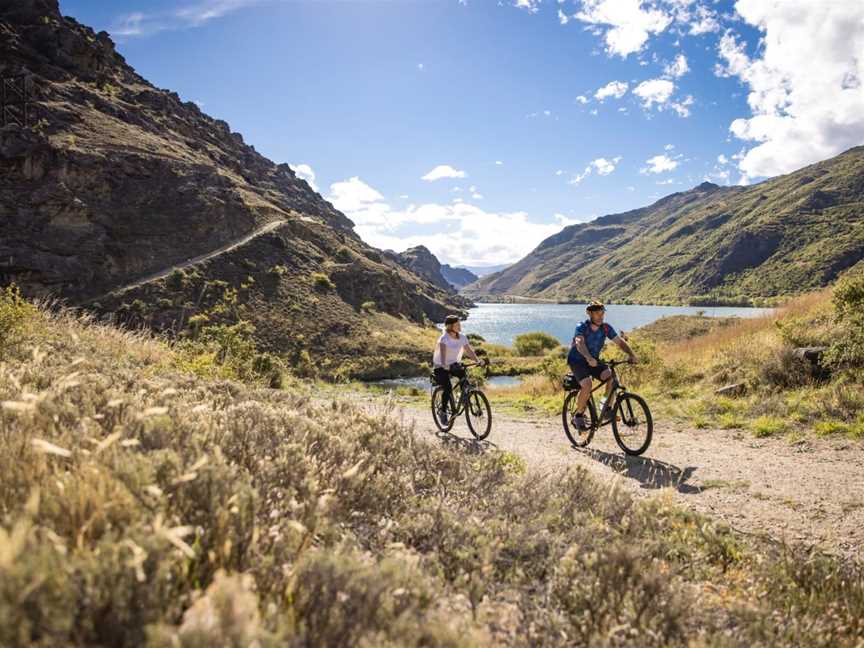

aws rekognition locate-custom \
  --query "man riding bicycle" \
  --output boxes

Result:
[433,314,484,425]
[567,300,637,431]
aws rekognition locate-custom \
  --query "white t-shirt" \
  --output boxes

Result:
[433,332,469,368]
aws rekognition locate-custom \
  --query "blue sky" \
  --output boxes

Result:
[59,0,864,267]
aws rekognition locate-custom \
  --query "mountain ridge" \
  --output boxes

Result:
[465,149,864,304]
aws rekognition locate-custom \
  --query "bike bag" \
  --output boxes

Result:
[562,373,576,391]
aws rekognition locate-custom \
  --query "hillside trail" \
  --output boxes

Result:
[82,219,289,304]
[351,391,864,559]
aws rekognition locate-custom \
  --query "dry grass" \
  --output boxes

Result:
[2,299,864,646]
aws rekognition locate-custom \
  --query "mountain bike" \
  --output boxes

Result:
[431,361,492,440]
[562,359,653,456]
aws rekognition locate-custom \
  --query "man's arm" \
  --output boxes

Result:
[613,336,637,362]
[574,335,596,366]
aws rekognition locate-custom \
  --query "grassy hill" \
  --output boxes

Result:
[466,147,864,305]
[3,290,864,646]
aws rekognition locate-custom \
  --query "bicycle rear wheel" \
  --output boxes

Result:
[611,393,652,456]
[431,386,455,433]
[465,390,492,440]
[562,391,597,447]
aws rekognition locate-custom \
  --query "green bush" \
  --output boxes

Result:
[0,284,38,351]
[513,331,561,356]
[360,300,376,313]
[310,272,336,292]
[825,265,864,369]
[268,264,288,276]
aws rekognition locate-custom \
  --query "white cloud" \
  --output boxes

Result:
[569,156,622,184]
[558,8,570,24]
[594,80,629,101]
[421,165,467,181]
[575,95,590,104]
[633,78,675,108]
[688,4,720,35]
[664,53,689,78]
[575,0,672,58]
[664,143,675,151]
[555,169,564,176]
[717,154,729,164]
[641,154,679,174]
[330,178,562,266]
[718,0,864,178]
[656,178,675,185]
[417,63,424,71]
[290,163,318,192]
[494,160,504,165]
[472,193,484,199]
[514,0,541,13]
[670,94,693,117]
[112,0,263,37]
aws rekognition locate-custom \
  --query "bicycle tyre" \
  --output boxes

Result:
[465,390,492,440]
[431,386,455,433]
[562,391,597,447]
[611,392,653,456]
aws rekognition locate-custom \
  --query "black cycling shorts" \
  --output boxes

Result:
[569,361,609,382]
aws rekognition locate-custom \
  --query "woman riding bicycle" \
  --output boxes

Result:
[433,314,483,425]
[567,300,637,431]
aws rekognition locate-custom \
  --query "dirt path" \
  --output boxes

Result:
[353,392,864,559]
[83,219,288,304]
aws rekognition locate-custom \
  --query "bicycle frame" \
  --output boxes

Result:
[588,364,627,428]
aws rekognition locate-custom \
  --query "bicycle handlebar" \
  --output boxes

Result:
[607,358,635,367]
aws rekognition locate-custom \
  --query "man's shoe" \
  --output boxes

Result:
[439,408,449,425]
[573,413,589,431]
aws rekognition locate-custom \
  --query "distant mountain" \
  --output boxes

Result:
[391,246,454,293]
[440,264,478,290]
[466,148,864,304]
[0,0,466,375]
[464,263,511,277]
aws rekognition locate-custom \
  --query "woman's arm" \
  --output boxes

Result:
[464,342,481,363]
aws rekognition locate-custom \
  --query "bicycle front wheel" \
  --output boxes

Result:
[431,386,455,433]
[562,391,596,447]
[465,390,492,440]
[611,393,653,456]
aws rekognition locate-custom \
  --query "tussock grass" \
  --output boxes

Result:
[3,298,864,645]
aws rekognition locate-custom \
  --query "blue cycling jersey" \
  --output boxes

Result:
[567,319,618,365]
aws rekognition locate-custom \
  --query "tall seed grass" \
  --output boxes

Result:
[2,297,864,645]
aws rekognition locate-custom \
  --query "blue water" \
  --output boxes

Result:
[462,303,773,346]
[369,375,523,390]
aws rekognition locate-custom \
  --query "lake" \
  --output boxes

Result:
[369,375,524,390]
[461,303,773,346]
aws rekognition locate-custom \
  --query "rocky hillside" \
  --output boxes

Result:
[441,264,479,290]
[0,0,466,374]
[389,245,454,293]
[467,148,864,304]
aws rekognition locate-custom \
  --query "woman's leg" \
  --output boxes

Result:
[434,368,454,412]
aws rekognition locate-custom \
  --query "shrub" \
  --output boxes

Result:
[514,331,561,356]
[310,272,336,292]
[0,284,37,351]
[335,246,354,263]
[752,416,787,438]
[825,266,864,369]
[467,333,486,344]
[166,268,187,291]
[268,264,288,276]
[360,300,376,313]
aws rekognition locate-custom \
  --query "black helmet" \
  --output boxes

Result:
[444,314,461,326]
[586,300,605,312]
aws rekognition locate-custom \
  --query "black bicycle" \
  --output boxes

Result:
[431,361,492,440]
[562,359,653,456]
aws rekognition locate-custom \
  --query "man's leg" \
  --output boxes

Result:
[576,377,593,412]
[601,368,613,398]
